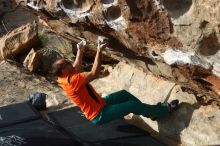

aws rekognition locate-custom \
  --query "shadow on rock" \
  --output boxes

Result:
[157,102,200,145]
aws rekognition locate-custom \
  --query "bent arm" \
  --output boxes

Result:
[73,41,85,71]
[73,48,84,71]
[84,43,107,83]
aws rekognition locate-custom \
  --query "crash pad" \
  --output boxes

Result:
[0,119,80,146]
[47,107,166,146]
[0,102,40,128]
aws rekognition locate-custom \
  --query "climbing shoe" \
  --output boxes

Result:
[168,99,179,112]
[146,100,179,121]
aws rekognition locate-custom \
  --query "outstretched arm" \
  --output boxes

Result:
[83,42,107,83]
[73,40,86,71]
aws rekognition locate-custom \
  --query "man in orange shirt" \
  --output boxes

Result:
[52,40,179,124]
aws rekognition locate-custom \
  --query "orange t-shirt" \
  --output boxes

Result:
[57,72,106,120]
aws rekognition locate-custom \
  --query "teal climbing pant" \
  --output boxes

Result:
[91,90,169,124]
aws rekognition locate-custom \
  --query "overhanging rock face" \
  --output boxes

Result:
[166,0,220,78]
[17,0,181,47]
[16,0,220,79]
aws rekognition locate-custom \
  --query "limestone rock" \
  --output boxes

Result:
[92,62,220,146]
[0,2,36,37]
[23,48,40,72]
[16,0,181,48]
[36,30,73,74]
[0,60,73,111]
[15,0,220,79]
[9,1,220,145]
[0,21,39,60]
[166,0,220,77]
[37,48,63,74]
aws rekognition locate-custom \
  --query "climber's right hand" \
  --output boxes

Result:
[97,40,108,52]
[77,40,86,52]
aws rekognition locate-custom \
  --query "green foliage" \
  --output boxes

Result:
[38,31,48,47]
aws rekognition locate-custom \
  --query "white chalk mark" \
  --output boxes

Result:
[0,135,27,146]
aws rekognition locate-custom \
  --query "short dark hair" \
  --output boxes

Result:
[52,58,69,76]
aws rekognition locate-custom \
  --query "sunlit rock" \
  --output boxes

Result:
[163,49,211,69]
[92,62,220,146]
[23,48,40,72]
[7,0,220,145]
[0,60,72,109]
[0,21,39,60]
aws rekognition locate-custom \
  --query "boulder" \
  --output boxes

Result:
[0,60,73,111]
[36,30,72,74]
[165,0,220,78]
[92,62,220,146]
[15,0,220,78]
[0,21,39,60]
[0,4,36,37]
[23,48,40,72]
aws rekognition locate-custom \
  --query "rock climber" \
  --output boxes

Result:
[52,39,179,124]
